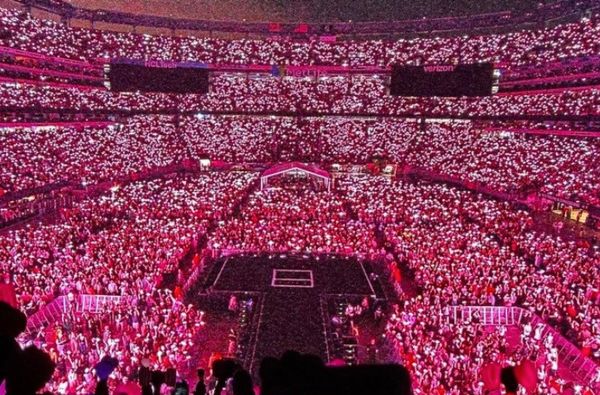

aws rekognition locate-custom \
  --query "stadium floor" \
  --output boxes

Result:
[208,254,376,370]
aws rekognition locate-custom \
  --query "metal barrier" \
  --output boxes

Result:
[446,306,599,389]
[25,294,130,334]
[78,294,131,313]
[444,305,525,326]
[25,296,69,333]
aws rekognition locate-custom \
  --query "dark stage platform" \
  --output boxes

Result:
[212,254,374,295]
[206,254,376,372]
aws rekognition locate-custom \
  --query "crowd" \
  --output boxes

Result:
[188,75,600,117]
[480,119,600,132]
[0,115,186,194]
[180,115,420,164]
[336,175,599,370]
[1,113,597,214]
[1,172,257,391]
[206,173,600,392]
[0,4,598,393]
[501,56,600,82]
[0,53,103,87]
[1,168,598,392]
[404,120,600,206]
[1,172,256,313]
[180,116,600,206]
[208,176,379,257]
[27,291,204,394]
[2,77,599,118]
[385,302,582,394]
[0,8,598,67]
[180,115,281,164]
[0,82,176,112]
[2,113,597,208]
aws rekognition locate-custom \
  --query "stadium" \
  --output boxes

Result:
[0,0,599,394]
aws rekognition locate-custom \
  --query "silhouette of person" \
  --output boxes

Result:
[0,302,56,395]
[194,369,207,395]
[231,369,254,395]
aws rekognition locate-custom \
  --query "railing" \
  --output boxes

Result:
[445,305,525,326]
[500,71,600,88]
[25,296,69,333]
[483,127,600,138]
[25,294,130,334]
[0,180,73,204]
[0,45,100,69]
[78,294,131,313]
[0,75,103,90]
[446,306,600,389]
[501,56,600,80]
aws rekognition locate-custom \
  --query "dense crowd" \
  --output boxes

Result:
[2,114,597,208]
[180,115,600,205]
[207,174,600,392]
[1,169,598,393]
[0,5,598,393]
[0,115,186,194]
[28,291,204,394]
[1,172,256,391]
[405,120,600,206]
[481,119,600,132]
[180,115,420,164]
[0,53,103,87]
[208,176,379,257]
[0,8,598,67]
[0,172,256,312]
[386,304,579,394]
[0,82,176,112]
[180,115,281,164]
[191,75,600,117]
[2,77,599,118]
[337,175,599,365]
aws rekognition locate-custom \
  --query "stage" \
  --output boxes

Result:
[204,253,377,373]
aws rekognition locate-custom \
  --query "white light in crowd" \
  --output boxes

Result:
[196,113,205,120]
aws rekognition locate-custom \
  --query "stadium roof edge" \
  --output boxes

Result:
[14,0,599,38]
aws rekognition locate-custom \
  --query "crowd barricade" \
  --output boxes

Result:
[25,294,131,334]
[24,296,69,334]
[77,294,132,313]
[446,306,600,388]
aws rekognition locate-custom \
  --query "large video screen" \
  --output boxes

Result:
[390,63,494,97]
[107,62,209,94]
